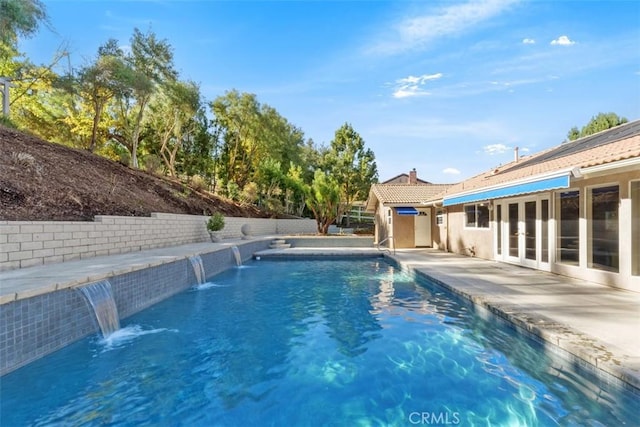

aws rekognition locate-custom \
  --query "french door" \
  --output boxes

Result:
[498,196,550,269]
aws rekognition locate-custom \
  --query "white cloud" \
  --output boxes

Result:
[369,0,520,55]
[522,38,535,44]
[550,35,576,46]
[483,143,510,155]
[443,167,461,175]
[392,73,443,98]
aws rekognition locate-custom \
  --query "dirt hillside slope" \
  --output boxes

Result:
[0,125,268,221]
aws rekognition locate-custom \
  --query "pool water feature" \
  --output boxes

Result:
[77,279,120,338]
[2,258,637,426]
[231,245,242,266]
[188,255,206,285]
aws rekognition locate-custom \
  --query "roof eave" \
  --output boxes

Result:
[578,156,640,178]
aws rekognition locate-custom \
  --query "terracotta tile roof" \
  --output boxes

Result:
[366,183,453,211]
[442,120,640,200]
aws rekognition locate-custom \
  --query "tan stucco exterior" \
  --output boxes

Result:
[444,204,494,259]
[444,169,640,292]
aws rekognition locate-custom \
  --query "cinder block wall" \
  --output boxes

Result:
[0,213,317,271]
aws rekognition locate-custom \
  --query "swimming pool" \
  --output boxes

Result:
[1,258,637,425]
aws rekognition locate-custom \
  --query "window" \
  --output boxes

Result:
[589,185,619,272]
[632,182,640,276]
[436,209,445,226]
[464,203,490,228]
[557,190,580,265]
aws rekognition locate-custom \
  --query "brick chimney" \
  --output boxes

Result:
[409,168,417,185]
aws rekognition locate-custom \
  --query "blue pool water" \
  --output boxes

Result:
[1,258,638,426]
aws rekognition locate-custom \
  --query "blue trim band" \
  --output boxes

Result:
[443,174,570,206]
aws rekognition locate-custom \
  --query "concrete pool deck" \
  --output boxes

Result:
[1,241,639,391]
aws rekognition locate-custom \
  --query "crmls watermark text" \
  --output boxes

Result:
[409,411,461,425]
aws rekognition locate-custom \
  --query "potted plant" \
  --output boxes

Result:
[206,212,225,242]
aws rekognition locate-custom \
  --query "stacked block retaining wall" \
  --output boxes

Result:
[0,213,316,271]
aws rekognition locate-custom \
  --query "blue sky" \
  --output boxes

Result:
[21,0,640,182]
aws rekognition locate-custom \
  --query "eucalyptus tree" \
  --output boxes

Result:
[57,40,131,152]
[111,28,177,167]
[323,123,378,226]
[145,79,202,177]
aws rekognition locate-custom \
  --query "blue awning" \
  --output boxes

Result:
[395,207,419,215]
[443,174,571,207]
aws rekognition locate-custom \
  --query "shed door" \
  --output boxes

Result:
[415,210,431,247]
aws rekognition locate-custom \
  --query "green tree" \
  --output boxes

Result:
[145,79,201,176]
[55,41,131,151]
[0,0,47,57]
[78,41,130,152]
[284,163,308,216]
[323,123,378,226]
[111,28,176,167]
[210,90,306,204]
[179,113,218,184]
[305,169,341,234]
[210,90,261,192]
[4,51,68,143]
[566,112,628,142]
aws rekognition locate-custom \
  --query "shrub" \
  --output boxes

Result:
[0,116,16,128]
[191,175,207,192]
[206,212,225,232]
[143,154,163,175]
[118,150,131,166]
[241,182,258,205]
[226,181,241,201]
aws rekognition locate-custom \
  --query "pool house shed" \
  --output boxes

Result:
[365,170,452,249]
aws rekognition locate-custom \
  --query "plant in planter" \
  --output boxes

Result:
[206,212,225,242]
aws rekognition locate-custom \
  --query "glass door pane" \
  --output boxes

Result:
[590,186,619,272]
[525,201,536,260]
[496,204,502,255]
[541,200,549,263]
[557,191,580,265]
[509,203,519,257]
[633,182,640,276]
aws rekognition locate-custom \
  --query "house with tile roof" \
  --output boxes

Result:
[365,169,453,249]
[382,168,432,185]
[437,119,640,292]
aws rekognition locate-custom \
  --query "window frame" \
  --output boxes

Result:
[588,183,620,272]
[464,203,490,229]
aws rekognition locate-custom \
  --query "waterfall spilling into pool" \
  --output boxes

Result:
[231,245,242,266]
[77,280,120,338]
[188,255,206,285]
